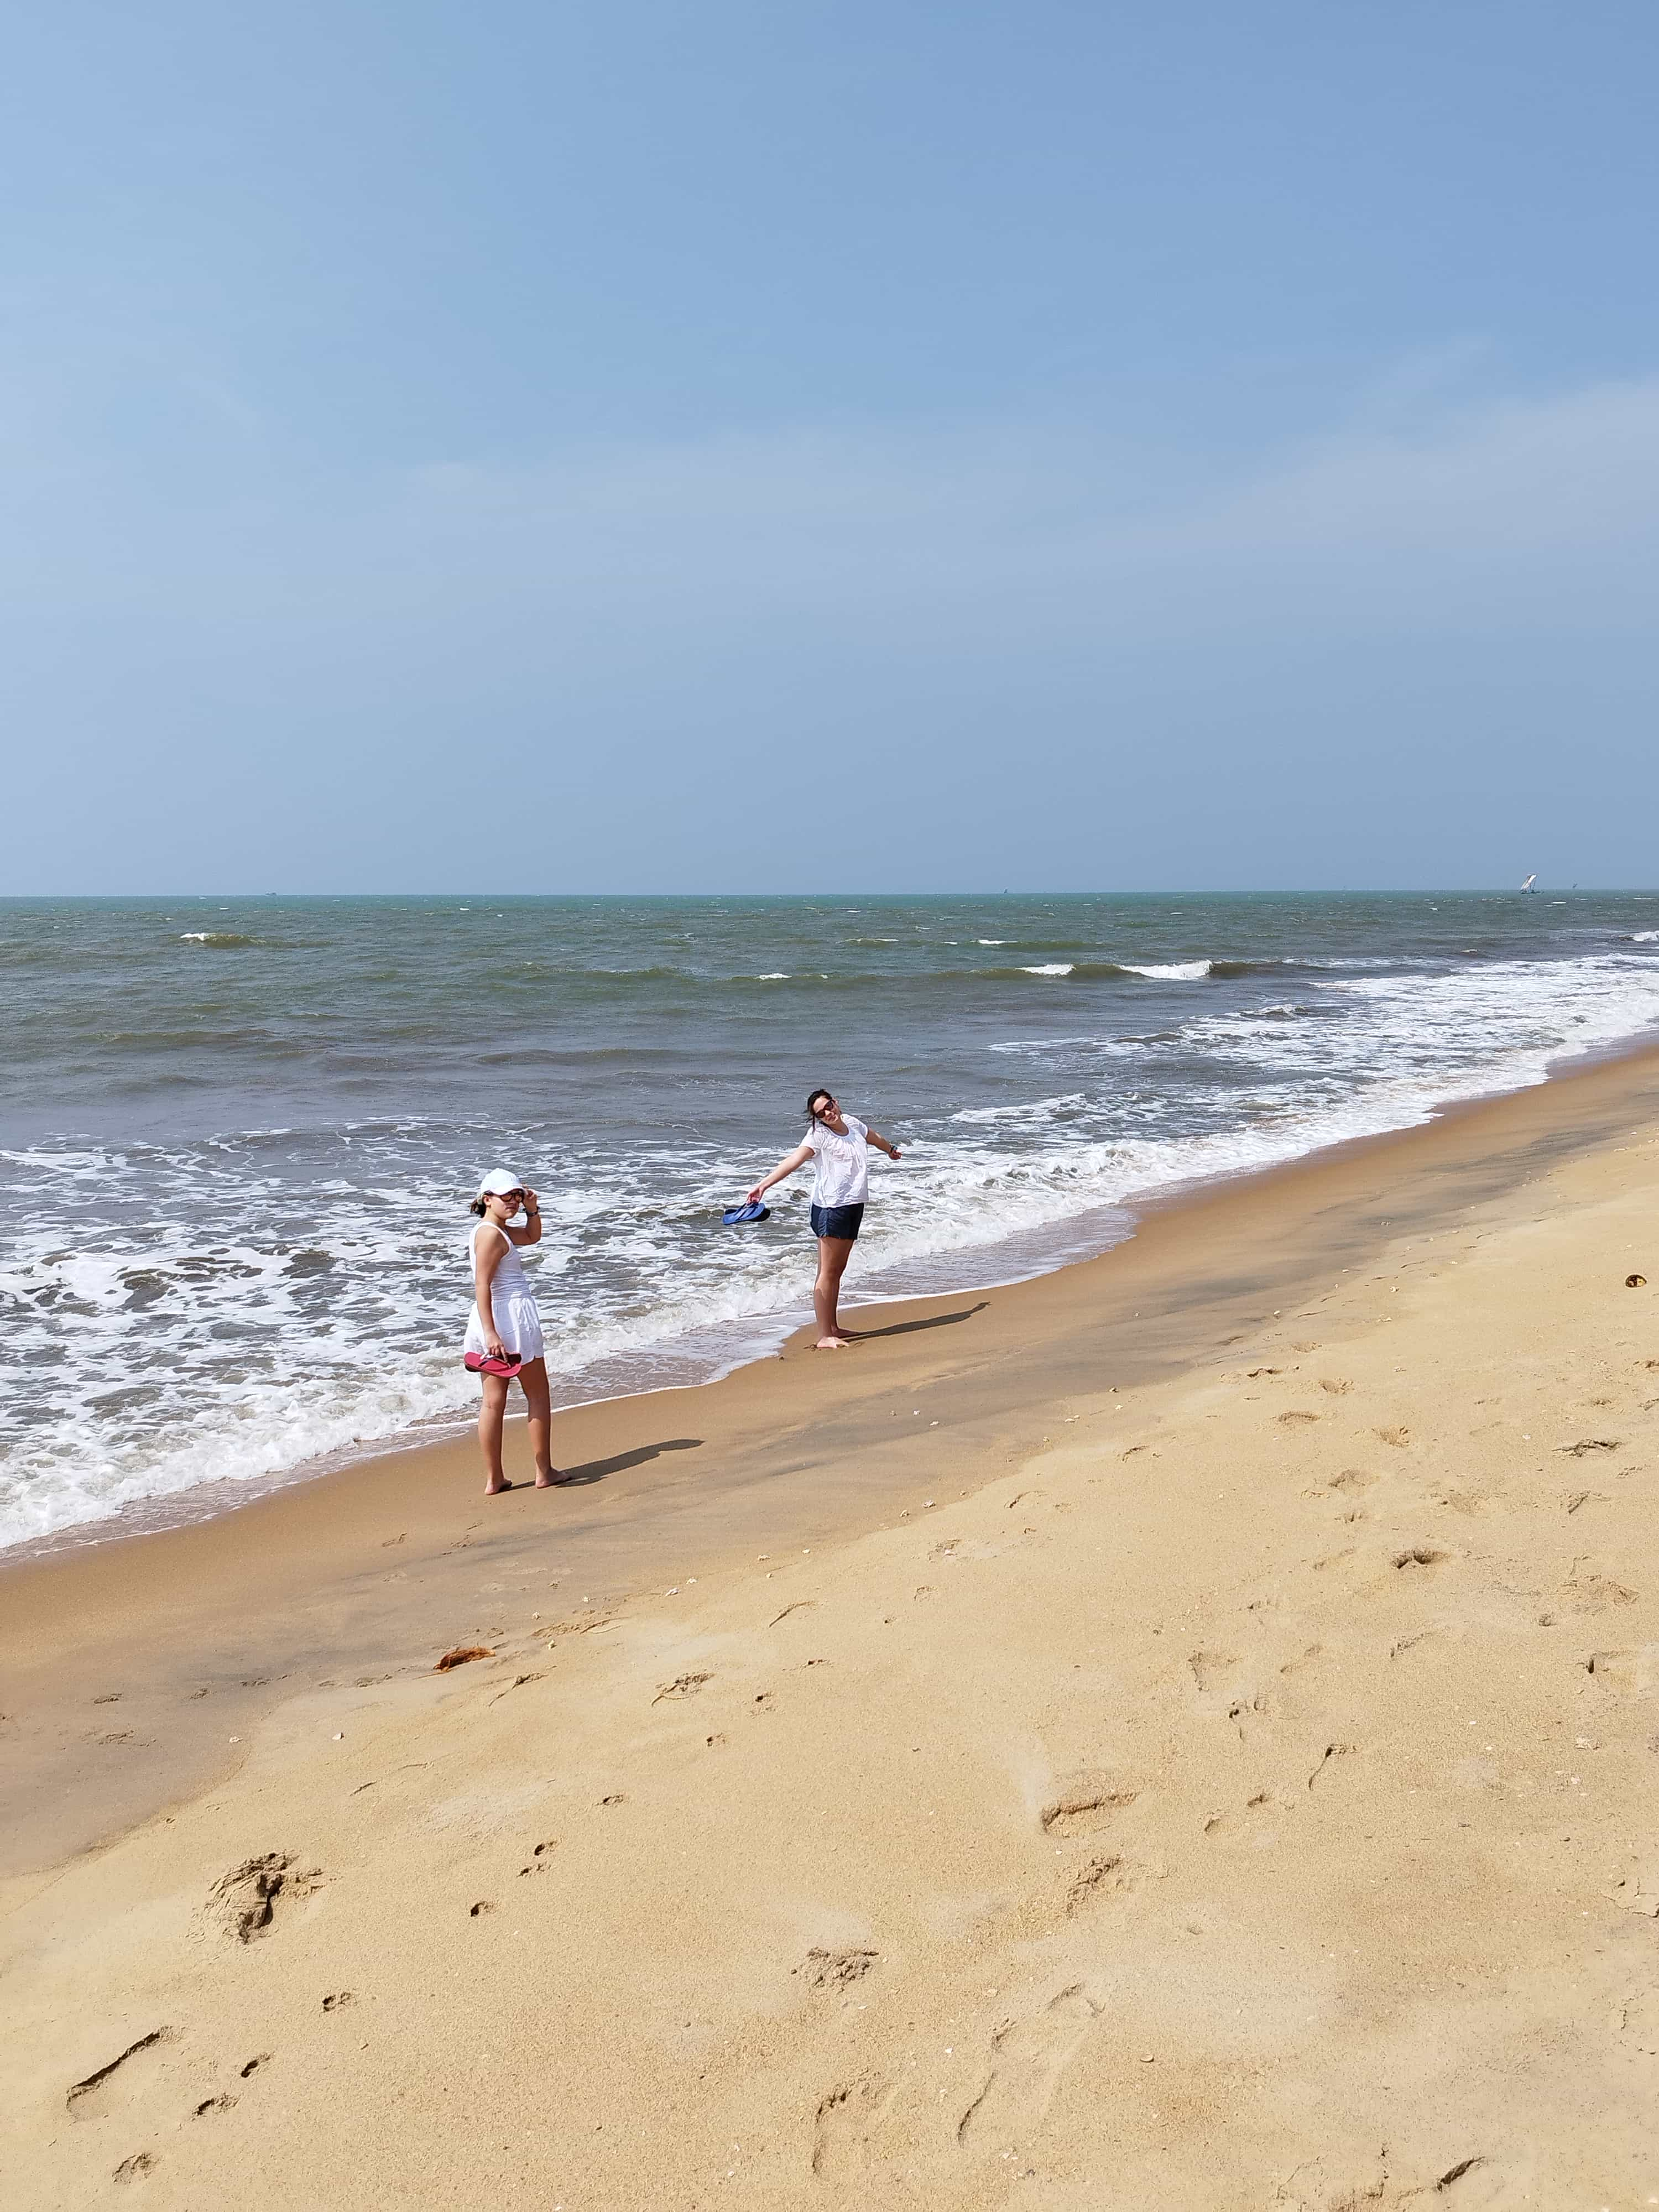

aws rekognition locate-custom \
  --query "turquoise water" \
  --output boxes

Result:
[4,890,1658,1547]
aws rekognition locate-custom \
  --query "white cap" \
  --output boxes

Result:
[477,1168,524,1198]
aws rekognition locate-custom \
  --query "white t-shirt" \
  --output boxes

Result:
[807,1114,869,1207]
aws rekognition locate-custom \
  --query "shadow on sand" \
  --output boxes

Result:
[556,1436,705,1486]
[844,1299,990,1343]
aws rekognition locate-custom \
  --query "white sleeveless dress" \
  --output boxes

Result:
[463,1221,545,1362]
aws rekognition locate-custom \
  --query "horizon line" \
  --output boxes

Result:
[0,884,1641,904]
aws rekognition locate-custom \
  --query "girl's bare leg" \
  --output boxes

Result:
[813,1237,857,1348]
[518,1358,559,1486]
[478,1371,512,1493]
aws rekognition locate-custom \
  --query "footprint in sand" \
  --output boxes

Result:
[113,2152,156,2184]
[810,2072,898,2178]
[1203,1790,1286,1843]
[1310,1468,1380,1521]
[651,1672,711,1704]
[1306,1741,1358,1791]
[1558,1565,1637,1614]
[1390,1627,1451,1661]
[795,1947,878,1992]
[1279,2148,1507,2208]
[1063,1853,1154,1914]
[956,1984,1102,2150]
[1585,1645,1659,1693]
[239,2054,270,2080]
[1224,1689,1280,1739]
[194,2094,236,2117]
[321,1991,354,2011]
[1039,1779,1138,1838]
[208,1853,322,1944]
[1186,1650,1240,1694]
[1431,1487,1497,1517]
[1273,2149,1386,2209]
[1186,1651,1277,1738]
[67,2030,174,2121]
[1308,1548,1361,1584]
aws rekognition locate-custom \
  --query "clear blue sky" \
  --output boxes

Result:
[4,1,1656,891]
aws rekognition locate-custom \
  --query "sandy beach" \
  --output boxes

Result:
[7,1046,1659,2208]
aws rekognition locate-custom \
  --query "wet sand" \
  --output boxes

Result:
[6,1045,1659,2206]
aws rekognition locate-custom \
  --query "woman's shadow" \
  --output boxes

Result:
[556,1436,703,1486]
[839,1298,990,1343]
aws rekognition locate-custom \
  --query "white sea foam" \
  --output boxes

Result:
[1119,959,1213,980]
[7,918,1659,1553]
[952,1092,1091,1128]
[1022,963,1074,977]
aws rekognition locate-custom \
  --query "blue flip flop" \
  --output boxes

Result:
[722,1200,771,1225]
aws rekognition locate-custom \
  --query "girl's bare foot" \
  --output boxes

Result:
[534,1470,564,1488]
[815,1333,855,1350]
[484,1478,513,1495]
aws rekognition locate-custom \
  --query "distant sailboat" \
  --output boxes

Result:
[1520,873,1537,893]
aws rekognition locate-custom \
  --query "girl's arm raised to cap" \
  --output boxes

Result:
[508,1186,544,1245]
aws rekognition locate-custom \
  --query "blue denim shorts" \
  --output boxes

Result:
[810,1202,865,1241]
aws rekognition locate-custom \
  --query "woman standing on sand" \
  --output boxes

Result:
[747,1088,901,1349]
[465,1169,562,1495]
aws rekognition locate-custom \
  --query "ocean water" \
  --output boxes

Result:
[4,890,1659,1552]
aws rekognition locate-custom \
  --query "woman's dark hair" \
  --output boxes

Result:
[468,1194,490,1218]
[806,1087,834,1127]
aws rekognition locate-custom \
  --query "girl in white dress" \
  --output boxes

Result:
[465,1168,561,1494]
[747,1088,901,1348]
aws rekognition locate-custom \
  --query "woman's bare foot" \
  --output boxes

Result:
[815,1333,856,1350]
[484,1478,513,1495]
[534,1470,564,1488]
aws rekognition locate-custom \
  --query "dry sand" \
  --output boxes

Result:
[6,1051,1659,2208]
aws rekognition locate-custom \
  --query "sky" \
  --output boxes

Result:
[2,0,1657,894]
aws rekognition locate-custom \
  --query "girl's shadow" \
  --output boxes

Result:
[556,1436,703,1486]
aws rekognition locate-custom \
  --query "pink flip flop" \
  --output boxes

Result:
[464,1350,524,1379]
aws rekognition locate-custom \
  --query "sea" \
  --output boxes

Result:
[4,890,1659,1554]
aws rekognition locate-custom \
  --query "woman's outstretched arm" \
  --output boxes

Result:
[747,1141,813,1205]
[863,1127,901,1161]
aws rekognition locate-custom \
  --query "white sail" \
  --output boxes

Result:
[1521,873,1537,891]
